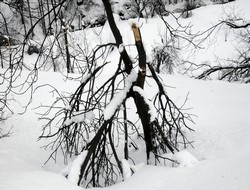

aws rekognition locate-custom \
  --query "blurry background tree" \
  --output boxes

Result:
[197,14,250,82]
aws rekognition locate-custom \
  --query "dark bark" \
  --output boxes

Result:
[38,0,46,35]
[27,0,34,37]
[46,0,52,34]
[103,0,154,160]
[123,102,129,160]
[77,119,113,186]
[225,21,250,29]
[131,23,153,159]
[0,12,10,36]
[0,48,3,68]
[196,63,250,80]
[60,15,72,73]
[132,91,154,159]
[102,0,133,74]
[64,30,72,73]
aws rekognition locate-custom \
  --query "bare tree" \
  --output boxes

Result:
[197,19,250,82]
[0,0,69,122]
[0,0,204,188]
[123,0,169,19]
[38,0,194,188]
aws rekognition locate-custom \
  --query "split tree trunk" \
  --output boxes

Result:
[131,23,153,159]
[102,0,153,160]
[77,0,157,186]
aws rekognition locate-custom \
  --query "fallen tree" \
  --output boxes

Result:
[39,0,194,187]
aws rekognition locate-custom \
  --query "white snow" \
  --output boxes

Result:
[64,111,95,126]
[85,111,95,122]
[1,71,250,190]
[3,35,9,40]
[172,150,199,168]
[68,151,88,185]
[121,159,132,180]
[130,162,146,173]
[1,0,250,190]
[81,73,90,84]
[103,70,137,120]
[64,103,72,110]
[118,43,125,53]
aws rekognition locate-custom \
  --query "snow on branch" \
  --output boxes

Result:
[118,43,125,53]
[121,159,132,180]
[68,151,88,185]
[103,70,137,120]
[64,111,95,126]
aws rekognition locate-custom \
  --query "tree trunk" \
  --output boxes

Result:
[131,23,147,88]
[132,92,154,159]
[27,0,34,37]
[131,23,154,159]
[38,0,46,35]
[0,48,3,68]
[102,0,154,160]
[63,29,72,73]
[46,0,52,34]
[60,15,72,73]
[19,2,27,36]
[102,0,133,74]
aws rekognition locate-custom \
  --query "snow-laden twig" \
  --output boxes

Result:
[63,111,95,126]
[103,70,137,120]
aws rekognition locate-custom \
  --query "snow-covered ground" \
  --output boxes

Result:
[1,72,250,190]
[1,0,250,189]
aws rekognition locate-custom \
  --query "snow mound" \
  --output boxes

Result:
[103,70,137,120]
[68,151,88,185]
[121,159,132,180]
[130,162,146,173]
[172,150,199,168]
[64,111,95,126]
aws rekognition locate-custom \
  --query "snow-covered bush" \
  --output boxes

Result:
[71,0,107,29]
[152,43,179,74]
[121,0,168,19]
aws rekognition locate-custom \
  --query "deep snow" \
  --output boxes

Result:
[1,0,250,189]
[1,72,250,190]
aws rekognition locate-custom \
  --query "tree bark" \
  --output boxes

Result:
[131,23,153,159]
[27,0,34,37]
[38,0,47,35]
[77,119,112,186]
[60,14,72,73]
[102,0,153,160]
[102,0,133,74]
[132,92,154,159]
